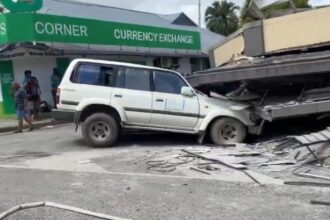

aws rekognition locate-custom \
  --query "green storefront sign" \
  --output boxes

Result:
[1,0,43,12]
[0,13,201,50]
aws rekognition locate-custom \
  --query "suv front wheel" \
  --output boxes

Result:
[82,113,119,148]
[210,117,246,145]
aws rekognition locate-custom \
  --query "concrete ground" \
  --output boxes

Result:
[0,124,330,220]
[0,113,56,133]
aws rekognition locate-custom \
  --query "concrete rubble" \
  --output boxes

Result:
[145,128,330,187]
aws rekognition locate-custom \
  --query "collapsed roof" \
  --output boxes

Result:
[188,50,330,87]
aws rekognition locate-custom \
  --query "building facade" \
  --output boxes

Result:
[0,0,223,116]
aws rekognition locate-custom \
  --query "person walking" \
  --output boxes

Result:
[12,82,33,133]
[51,68,61,109]
[24,70,41,121]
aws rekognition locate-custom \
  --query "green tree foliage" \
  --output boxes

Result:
[205,0,240,36]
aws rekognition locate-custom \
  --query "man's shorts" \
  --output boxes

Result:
[27,100,40,115]
[16,109,28,119]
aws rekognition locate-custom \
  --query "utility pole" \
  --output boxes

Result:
[198,0,201,32]
[198,0,202,69]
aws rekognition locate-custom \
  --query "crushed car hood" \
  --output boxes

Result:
[198,94,251,111]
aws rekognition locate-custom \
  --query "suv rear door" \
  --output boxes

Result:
[60,63,115,110]
[111,67,152,125]
[151,70,200,129]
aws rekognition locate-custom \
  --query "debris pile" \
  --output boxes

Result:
[145,128,330,187]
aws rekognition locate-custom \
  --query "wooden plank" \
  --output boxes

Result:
[225,152,261,157]
[189,167,211,175]
[181,150,265,187]
[284,181,330,187]
[261,160,296,166]
[295,172,330,182]
[311,200,330,206]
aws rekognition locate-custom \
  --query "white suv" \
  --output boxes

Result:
[53,59,257,147]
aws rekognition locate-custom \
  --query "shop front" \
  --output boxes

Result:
[0,12,204,116]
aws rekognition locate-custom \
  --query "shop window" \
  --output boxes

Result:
[190,58,201,73]
[154,71,187,94]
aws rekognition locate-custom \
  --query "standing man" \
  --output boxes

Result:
[51,68,61,109]
[12,82,33,133]
[24,70,41,121]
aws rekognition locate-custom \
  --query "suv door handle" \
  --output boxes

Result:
[156,98,164,102]
[114,94,123,98]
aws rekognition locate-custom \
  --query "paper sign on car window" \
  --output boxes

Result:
[165,99,185,112]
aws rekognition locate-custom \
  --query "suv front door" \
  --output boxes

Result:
[111,67,152,125]
[151,71,200,129]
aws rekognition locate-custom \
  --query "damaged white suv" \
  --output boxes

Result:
[53,59,257,147]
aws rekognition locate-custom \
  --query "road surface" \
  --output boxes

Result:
[0,124,329,220]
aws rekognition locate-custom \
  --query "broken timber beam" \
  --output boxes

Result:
[284,181,330,187]
[294,172,330,182]
[311,200,330,206]
[181,149,264,186]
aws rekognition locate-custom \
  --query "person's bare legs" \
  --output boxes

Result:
[30,114,35,122]
[23,116,33,131]
[17,118,23,132]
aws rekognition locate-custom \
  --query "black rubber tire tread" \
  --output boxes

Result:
[82,113,119,148]
[210,117,247,145]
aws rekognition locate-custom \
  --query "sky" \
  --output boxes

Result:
[78,0,330,27]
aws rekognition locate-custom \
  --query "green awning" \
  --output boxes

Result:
[0,13,201,51]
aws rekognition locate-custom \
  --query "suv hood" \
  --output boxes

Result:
[197,94,251,111]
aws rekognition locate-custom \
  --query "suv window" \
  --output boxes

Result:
[154,71,187,94]
[115,67,125,88]
[101,66,115,86]
[123,68,151,91]
[73,64,101,85]
[72,64,115,86]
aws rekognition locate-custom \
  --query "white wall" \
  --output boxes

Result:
[177,57,191,76]
[13,56,57,106]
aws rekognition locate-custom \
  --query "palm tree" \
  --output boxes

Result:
[205,1,240,36]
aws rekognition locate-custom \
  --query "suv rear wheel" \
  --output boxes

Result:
[82,113,119,148]
[210,117,246,145]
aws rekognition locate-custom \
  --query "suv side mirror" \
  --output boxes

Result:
[181,86,195,97]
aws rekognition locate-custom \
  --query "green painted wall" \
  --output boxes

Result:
[0,102,3,115]
[0,61,15,115]
[56,58,71,78]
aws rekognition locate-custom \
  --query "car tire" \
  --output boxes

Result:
[82,113,119,148]
[210,117,247,145]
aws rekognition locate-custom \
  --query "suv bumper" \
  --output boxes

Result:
[52,109,75,122]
